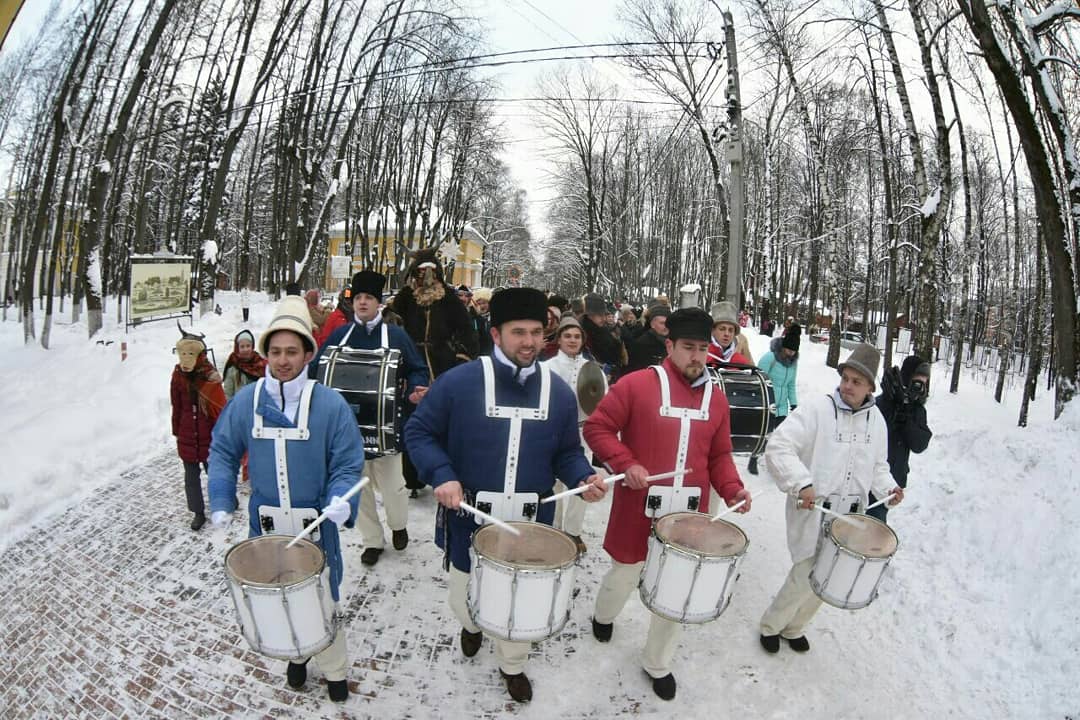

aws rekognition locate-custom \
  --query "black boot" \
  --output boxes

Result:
[361,547,383,566]
[460,628,483,657]
[286,660,308,689]
[327,679,348,702]
[392,528,409,551]
[190,513,206,531]
[748,456,759,475]
[500,671,532,702]
[759,634,780,654]
[591,618,613,642]
[650,672,676,700]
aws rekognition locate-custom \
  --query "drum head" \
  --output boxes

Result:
[655,512,748,557]
[225,536,325,587]
[831,515,898,558]
[473,523,577,568]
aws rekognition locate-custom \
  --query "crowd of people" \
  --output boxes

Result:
[166,263,933,705]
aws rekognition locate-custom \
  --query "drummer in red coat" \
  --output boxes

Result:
[583,307,752,701]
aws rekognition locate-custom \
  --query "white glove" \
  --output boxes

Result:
[322,496,351,528]
[211,510,231,528]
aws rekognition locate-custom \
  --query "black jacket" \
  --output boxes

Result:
[626,329,668,373]
[581,315,626,370]
[392,283,479,380]
[875,393,932,487]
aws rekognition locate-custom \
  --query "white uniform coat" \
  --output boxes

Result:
[543,350,608,452]
[764,390,896,563]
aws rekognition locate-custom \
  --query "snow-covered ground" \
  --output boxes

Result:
[1,294,1076,718]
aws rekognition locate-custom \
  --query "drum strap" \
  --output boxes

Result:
[652,365,711,491]
[481,356,551,498]
[251,377,315,514]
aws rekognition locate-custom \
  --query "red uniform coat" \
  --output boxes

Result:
[583,359,745,563]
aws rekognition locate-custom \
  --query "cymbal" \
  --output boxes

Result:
[576,361,607,415]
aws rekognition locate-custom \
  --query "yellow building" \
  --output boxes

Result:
[324,214,484,291]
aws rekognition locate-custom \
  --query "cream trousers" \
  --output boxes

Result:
[759,557,823,638]
[593,560,683,679]
[356,454,409,549]
[552,480,586,537]
[448,567,531,675]
[305,625,348,682]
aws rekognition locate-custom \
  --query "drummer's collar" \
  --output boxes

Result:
[264,367,307,417]
[493,344,536,385]
[353,314,382,333]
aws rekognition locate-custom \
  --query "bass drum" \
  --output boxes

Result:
[318,346,402,455]
[709,366,776,455]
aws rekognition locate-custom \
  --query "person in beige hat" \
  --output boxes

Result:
[758,342,904,656]
[207,295,366,702]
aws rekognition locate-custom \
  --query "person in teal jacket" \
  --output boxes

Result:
[749,324,801,474]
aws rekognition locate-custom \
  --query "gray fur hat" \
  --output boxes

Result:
[838,343,881,390]
[710,301,739,330]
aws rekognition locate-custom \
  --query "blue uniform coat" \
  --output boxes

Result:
[208,381,365,601]
[403,358,594,572]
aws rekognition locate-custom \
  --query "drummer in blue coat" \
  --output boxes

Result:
[309,270,429,567]
[404,286,607,704]
[208,296,366,703]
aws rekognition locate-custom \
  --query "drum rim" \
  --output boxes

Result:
[653,511,749,558]
[472,522,579,569]
[224,535,327,588]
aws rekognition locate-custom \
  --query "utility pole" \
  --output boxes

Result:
[723,11,744,306]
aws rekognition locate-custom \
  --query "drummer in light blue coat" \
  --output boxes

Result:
[208,296,365,704]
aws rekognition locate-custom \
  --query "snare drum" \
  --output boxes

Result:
[467,522,578,642]
[318,346,402,455]
[709,367,775,455]
[224,535,337,660]
[809,514,898,609]
[639,512,748,624]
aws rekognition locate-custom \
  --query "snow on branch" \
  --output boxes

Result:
[1026,1,1080,34]
[919,186,942,218]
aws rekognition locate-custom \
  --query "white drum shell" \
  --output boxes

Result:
[467,530,578,642]
[809,518,897,610]
[225,539,337,661]
[639,531,745,624]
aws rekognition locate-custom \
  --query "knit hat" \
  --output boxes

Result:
[666,307,713,342]
[234,329,255,347]
[556,314,582,337]
[490,287,548,327]
[710,301,739,330]
[583,292,606,316]
[782,324,801,352]
[647,301,671,320]
[350,270,386,300]
[473,287,493,302]
[258,296,317,355]
[839,343,882,390]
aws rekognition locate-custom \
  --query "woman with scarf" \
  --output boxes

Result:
[223,329,268,399]
[748,324,801,475]
[170,329,228,529]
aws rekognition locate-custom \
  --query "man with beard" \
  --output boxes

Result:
[391,249,479,494]
[403,287,607,703]
[583,307,752,701]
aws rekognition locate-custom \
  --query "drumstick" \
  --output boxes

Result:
[710,489,764,522]
[865,493,897,511]
[285,476,370,549]
[540,468,694,504]
[815,503,865,528]
[458,501,522,536]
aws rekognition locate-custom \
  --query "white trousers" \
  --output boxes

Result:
[593,560,683,679]
[552,480,586,537]
[448,567,531,675]
[356,454,409,549]
[307,626,348,682]
[759,557,823,638]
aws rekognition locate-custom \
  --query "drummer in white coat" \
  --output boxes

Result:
[541,314,607,554]
[759,343,903,654]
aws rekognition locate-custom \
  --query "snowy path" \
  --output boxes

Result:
[0,446,1027,719]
